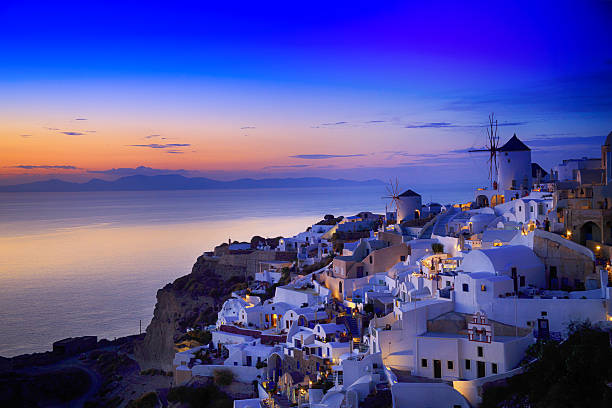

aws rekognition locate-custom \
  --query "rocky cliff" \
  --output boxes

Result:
[134,255,246,371]
[135,248,297,371]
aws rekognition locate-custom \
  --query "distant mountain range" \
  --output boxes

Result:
[0,175,384,192]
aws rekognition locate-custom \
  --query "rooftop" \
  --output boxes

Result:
[418,331,522,343]
[398,189,421,197]
[499,134,530,152]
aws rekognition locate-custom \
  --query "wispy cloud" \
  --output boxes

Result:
[365,120,386,124]
[442,70,612,113]
[534,132,576,137]
[10,165,78,170]
[61,131,85,136]
[74,118,87,121]
[404,122,456,129]
[128,143,191,149]
[322,121,348,126]
[166,150,184,154]
[263,164,311,169]
[290,154,366,159]
[20,134,32,138]
[44,127,60,131]
[145,134,161,139]
[524,135,605,147]
[404,121,527,129]
[241,126,256,129]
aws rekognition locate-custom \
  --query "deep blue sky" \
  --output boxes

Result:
[1,1,611,186]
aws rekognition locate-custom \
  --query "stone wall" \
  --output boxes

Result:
[533,233,596,289]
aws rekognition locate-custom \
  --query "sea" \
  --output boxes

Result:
[0,185,472,357]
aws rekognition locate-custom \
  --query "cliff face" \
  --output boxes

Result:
[134,256,244,371]
[135,250,297,371]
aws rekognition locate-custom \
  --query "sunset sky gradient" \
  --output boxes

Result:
[1,1,611,186]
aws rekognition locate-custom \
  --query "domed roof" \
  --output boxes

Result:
[605,131,612,146]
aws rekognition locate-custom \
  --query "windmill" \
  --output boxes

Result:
[469,113,500,188]
[382,178,401,224]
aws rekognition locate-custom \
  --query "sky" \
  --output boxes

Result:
[0,0,611,186]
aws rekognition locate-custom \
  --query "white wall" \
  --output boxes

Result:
[391,383,470,408]
[498,149,532,191]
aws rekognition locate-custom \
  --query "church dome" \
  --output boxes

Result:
[605,131,612,146]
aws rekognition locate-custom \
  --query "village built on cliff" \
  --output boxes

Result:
[169,132,612,408]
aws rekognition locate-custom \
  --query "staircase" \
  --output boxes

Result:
[431,207,460,237]
[337,315,360,340]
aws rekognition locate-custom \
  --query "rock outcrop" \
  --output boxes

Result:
[134,256,244,371]
[135,249,297,371]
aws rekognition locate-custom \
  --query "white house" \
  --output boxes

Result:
[415,311,533,381]
[217,295,261,327]
[224,339,281,368]
[459,245,546,290]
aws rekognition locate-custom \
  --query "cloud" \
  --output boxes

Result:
[263,164,311,169]
[20,134,32,138]
[290,154,366,159]
[61,131,85,135]
[524,135,605,147]
[86,130,97,133]
[240,126,256,129]
[88,166,189,176]
[442,69,612,113]
[404,121,527,129]
[366,120,386,123]
[128,143,191,149]
[166,150,184,154]
[320,121,348,126]
[44,127,60,131]
[10,165,78,170]
[534,132,576,137]
[404,122,456,129]
[145,134,161,139]
[74,118,87,121]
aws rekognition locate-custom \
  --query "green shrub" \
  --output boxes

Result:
[213,369,235,386]
[187,329,212,345]
[167,385,232,408]
[126,392,158,408]
[431,243,444,254]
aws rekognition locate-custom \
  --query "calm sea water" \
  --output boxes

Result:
[0,185,471,357]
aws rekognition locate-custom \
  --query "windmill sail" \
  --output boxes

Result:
[469,113,500,187]
[382,178,401,223]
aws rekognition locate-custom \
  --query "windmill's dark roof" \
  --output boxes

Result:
[531,163,548,178]
[398,189,421,197]
[605,131,612,146]
[499,134,530,152]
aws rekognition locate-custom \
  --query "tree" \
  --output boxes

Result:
[431,243,444,254]
[481,321,612,408]
[213,369,235,386]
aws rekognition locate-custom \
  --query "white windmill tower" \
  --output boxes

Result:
[383,179,422,224]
